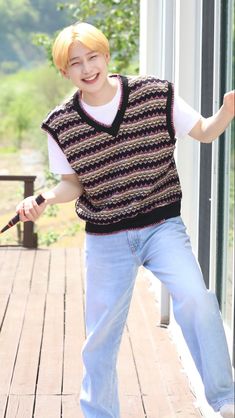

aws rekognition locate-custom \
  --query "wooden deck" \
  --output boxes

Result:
[0,247,202,418]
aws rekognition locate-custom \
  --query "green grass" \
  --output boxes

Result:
[0,146,18,154]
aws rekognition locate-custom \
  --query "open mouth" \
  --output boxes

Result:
[82,73,99,84]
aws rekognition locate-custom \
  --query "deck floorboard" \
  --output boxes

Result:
[0,247,202,418]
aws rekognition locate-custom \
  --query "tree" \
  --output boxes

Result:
[0,0,37,69]
[0,0,71,72]
[36,0,140,73]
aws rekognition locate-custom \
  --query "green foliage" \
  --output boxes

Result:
[38,221,84,246]
[66,222,83,236]
[44,170,61,187]
[0,0,37,31]
[0,146,18,154]
[35,0,140,73]
[0,0,71,73]
[38,230,60,246]
[0,65,70,151]
[7,95,34,146]
[45,204,60,217]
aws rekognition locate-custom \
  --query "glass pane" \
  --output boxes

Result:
[222,123,234,330]
[221,2,234,330]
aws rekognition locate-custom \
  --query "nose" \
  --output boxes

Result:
[81,59,91,74]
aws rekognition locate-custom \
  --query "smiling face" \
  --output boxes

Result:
[62,41,111,104]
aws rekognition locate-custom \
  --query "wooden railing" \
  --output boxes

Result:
[0,175,38,248]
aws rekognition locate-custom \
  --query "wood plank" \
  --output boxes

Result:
[0,249,21,294]
[5,395,34,418]
[33,395,61,418]
[0,248,7,267]
[135,275,201,417]
[0,294,9,328]
[10,294,45,395]
[36,294,64,395]
[118,328,146,417]
[30,249,50,294]
[48,248,65,294]
[66,248,83,294]
[0,293,28,395]
[63,293,85,395]
[12,250,35,294]
[62,395,83,418]
[0,395,7,418]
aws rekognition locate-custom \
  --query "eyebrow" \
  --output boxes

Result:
[69,51,97,63]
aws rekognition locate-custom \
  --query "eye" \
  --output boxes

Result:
[89,54,98,60]
[70,61,80,67]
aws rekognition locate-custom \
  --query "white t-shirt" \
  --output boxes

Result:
[47,81,201,174]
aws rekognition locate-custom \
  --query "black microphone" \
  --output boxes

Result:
[0,194,45,234]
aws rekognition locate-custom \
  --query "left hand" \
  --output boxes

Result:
[223,90,235,117]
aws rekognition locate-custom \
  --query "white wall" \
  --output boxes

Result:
[174,0,202,255]
[140,0,203,255]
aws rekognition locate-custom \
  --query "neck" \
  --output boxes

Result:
[81,76,118,106]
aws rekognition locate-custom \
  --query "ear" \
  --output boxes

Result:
[60,68,70,79]
[105,53,110,64]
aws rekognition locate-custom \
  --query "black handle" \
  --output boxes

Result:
[0,194,46,233]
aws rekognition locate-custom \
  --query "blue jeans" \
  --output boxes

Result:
[80,216,234,417]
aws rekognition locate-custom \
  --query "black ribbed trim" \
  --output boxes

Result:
[85,201,181,234]
[166,82,176,140]
[41,123,59,144]
[72,75,129,137]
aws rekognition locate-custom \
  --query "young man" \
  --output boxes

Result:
[17,22,234,418]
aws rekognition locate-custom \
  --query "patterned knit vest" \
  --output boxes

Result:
[41,75,182,233]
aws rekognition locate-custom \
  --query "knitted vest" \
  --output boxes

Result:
[42,75,182,233]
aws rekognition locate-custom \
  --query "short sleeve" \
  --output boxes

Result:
[173,95,201,138]
[47,134,75,174]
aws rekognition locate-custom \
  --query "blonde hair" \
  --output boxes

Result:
[52,22,110,71]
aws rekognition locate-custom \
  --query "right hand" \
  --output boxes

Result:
[16,195,47,222]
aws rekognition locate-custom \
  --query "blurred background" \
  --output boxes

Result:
[0,0,139,247]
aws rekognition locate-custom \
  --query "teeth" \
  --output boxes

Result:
[84,75,97,81]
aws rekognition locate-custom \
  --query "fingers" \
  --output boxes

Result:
[16,196,47,222]
[21,200,38,222]
[223,91,235,117]
[18,207,30,222]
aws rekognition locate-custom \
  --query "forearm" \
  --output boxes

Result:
[199,105,234,143]
[17,174,83,222]
[42,179,83,205]
[189,90,234,143]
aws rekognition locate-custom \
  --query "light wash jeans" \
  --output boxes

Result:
[80,216,234,417]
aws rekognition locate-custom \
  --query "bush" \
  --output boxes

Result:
[0,64,70,153]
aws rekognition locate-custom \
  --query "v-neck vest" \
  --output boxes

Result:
[41,75,182,234]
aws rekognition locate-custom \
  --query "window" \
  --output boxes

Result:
[216,0,234,358]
